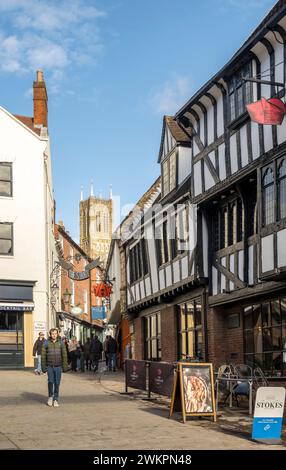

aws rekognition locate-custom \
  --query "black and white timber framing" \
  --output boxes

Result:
[124,1,286,315]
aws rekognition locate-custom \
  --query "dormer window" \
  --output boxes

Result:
[229,62,252,123]
[162,151,176,197]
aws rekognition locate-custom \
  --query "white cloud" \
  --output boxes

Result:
[150,76,192,115]
[0,0,106,93]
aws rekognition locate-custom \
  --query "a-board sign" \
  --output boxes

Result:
[149,362,174,397]
[169,363,216,423]
[252,387,285,443]
[125,360,147,391]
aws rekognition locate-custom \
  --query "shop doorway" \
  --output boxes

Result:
[0,311,24,368]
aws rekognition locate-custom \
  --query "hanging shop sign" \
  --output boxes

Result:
[93,282,113,298]
[252,387,285,443]
[169,363,216,423]
[149,362,175,397]
[68,270,89,281]
[91,306,106,320]
[246,97,286,125]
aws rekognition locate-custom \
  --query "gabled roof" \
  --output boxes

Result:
[157,115,191,163]
[117,177,161,245]
[13,115,41,136]
[165,116,191,143]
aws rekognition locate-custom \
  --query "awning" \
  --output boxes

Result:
[0,302,34,311]
[107,301,121,325]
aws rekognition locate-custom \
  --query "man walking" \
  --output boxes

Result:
[90,335,103,372]
[106,335,118,372]
[41,328,68,407]
[33,332,45,375]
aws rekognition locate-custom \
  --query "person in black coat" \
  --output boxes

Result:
[106,335,118,372]
[90,335,103,372]
[33,332,45,375]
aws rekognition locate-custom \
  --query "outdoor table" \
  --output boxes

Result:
[215,377,253,415]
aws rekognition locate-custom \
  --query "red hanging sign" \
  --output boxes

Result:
[93,282,112,298]
[246,97,286,125]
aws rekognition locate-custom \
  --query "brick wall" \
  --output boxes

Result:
[134,316,144,360]
[207,303,244,368]
[161,305,177,362]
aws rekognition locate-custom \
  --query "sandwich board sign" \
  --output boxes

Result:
[169,363,216,423]
[252,387,285,443]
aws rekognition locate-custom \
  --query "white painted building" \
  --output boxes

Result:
[0,71,58,368]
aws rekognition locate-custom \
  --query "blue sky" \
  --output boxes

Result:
[0,0,275,241]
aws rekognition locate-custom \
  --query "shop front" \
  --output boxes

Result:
[208,291,286,378]
[133,287,206,364]
[0,281,35,369]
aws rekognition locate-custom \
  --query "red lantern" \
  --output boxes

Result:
[246,97,286,125]
[93,282,112,298]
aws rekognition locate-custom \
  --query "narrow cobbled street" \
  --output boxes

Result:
[0,369,284,451]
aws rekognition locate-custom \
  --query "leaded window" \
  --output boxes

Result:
[213,196,244,251]
[162,151,177,197]
[262,167,275,225]
[229,62,252,122]
[262,157,286,226]
[278,158,286,220]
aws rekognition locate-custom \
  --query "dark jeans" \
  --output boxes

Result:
[108,353,116,371]
[70,351,78,371]
[92,354,100,371]
[47,366,62,400]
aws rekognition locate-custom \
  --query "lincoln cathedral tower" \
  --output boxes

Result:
[80,183,113,267]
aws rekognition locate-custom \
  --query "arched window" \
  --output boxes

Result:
[278,158,286,220]
[96,212,101,232]
[262,167,275,225]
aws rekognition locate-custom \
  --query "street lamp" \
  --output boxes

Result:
[63,288,72,305]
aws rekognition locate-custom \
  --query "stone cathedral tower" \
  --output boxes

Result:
[80,183,113,267]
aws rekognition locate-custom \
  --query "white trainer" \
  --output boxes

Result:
[53,400,59,407]
[47,397,53,407]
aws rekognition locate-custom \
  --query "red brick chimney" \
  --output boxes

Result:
[33,70,48,128]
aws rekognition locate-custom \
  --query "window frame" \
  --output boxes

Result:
[161,150,177,198]
[261,156,286,228]
[129,239,149,285]
[0,163,12,198]
[0,222,13,256]
[177,300,203,361]
[243,298,286,376]
[228,61,253,124]
[144,312,161,361]
[212,195,244,252]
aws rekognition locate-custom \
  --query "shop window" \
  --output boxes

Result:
[144,312,161,361]
[178,300,203,360]
[0,163,12,197]
[243,298,286,376]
